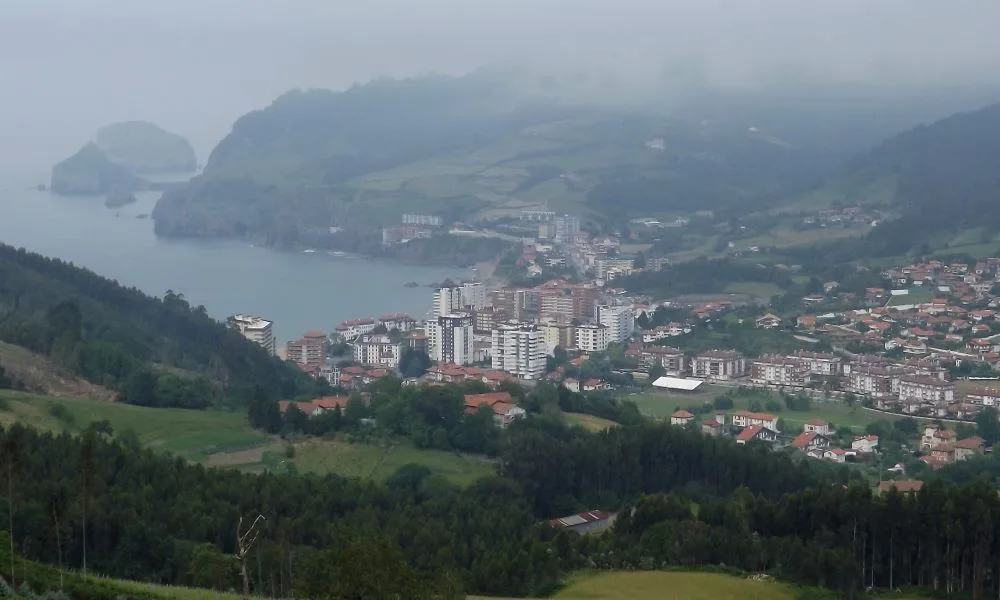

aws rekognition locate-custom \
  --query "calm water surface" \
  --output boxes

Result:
[0,170,463,343]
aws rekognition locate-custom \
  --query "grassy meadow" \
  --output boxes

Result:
[0,390,494,485]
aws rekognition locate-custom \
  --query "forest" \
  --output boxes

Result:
[0,244,316,408]
[7,406,1000,599]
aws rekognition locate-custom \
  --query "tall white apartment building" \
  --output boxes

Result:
[428,313,474,365]
[491,322,546,380]
[228,314,276,355]
[575,323,610,353]
[432,283,487,317]
[597,304,635,344]
[460,282,487,311]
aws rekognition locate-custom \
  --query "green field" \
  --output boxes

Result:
[886,287,935,307]
[0,390,494,485]
[564,411,618,432]
[630,385,893,432]
[472,571,798,600]
[723,281,785,299]
[0,390,266,460]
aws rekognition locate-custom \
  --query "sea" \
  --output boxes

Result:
[0,169,465,344]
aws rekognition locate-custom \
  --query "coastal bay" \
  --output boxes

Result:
[0,170,464,343]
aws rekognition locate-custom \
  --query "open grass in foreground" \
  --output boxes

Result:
[471,571,799,600]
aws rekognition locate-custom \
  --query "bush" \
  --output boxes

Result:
[47,403,75,426]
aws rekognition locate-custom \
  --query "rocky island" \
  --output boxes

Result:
[95,121,197,174]
[104,189,138,208]
[50,143,148,195]
[51,121,196,196]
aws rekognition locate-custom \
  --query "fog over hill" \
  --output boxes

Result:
[3,0,1000,174]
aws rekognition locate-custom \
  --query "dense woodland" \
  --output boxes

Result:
[0,244,315,408]
[6,415,1000,599]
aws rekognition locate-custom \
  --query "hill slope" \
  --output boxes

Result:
[0,243,312,407]
[776,102,1000,257]
[151,74,877,245]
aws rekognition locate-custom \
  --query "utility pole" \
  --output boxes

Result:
[236,514,266,599]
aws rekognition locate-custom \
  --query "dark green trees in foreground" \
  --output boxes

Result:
[5,416,1000,598]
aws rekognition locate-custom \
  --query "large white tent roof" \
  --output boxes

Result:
[651,376,704,391]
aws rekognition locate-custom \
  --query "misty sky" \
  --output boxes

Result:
[3,0,1000,174]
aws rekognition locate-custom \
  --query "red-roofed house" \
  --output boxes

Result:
[852,435,879,454]
[464,392,526,427]
[792,431,830,452]
[953,436,985,461]
[731,411,779,431]
[804,419,833,436]
[670,410,695,427]
[735,425,778,445]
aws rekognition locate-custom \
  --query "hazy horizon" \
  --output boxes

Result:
[4,0,1000,173]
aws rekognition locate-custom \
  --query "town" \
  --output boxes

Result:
[227,214,1000,474]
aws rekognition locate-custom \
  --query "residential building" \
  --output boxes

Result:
[228,314,276,355]
[353,334,402,369]
[597,304,635,344]
[463,392,526,427]
[553,214,580,244]
[898,376,956,404]
[336,317,377,340]
[286,331,328,368]
[965,387,1000,406]
[852,435,880,454]
[278,396,351,417]
[755,313,782,329]
[701,413,726,437]
[402,213,442,227]
[491,322,546,380]
[639,346,686,375]
[378,313,416,332]
[540,294,576,321]
[792,351,842,376]
[953,436,985,461]
[670,410,695,427]
[750,355,810,387]
[460,282,487,311]
[404,331,428,354]
[792,431,831,452]
[428,313,474,365]
[474,306,504,335]
[731,411,780,431]
[539,320,575,355]
[693,350,747,381]
[736,425,778,445]
[575,323,610,353]
[595,257,635,280]
[846,367,894,398]
[804,419,834,436]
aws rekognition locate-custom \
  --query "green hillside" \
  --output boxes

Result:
[0,243,314,409]
[151,74,872,246]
